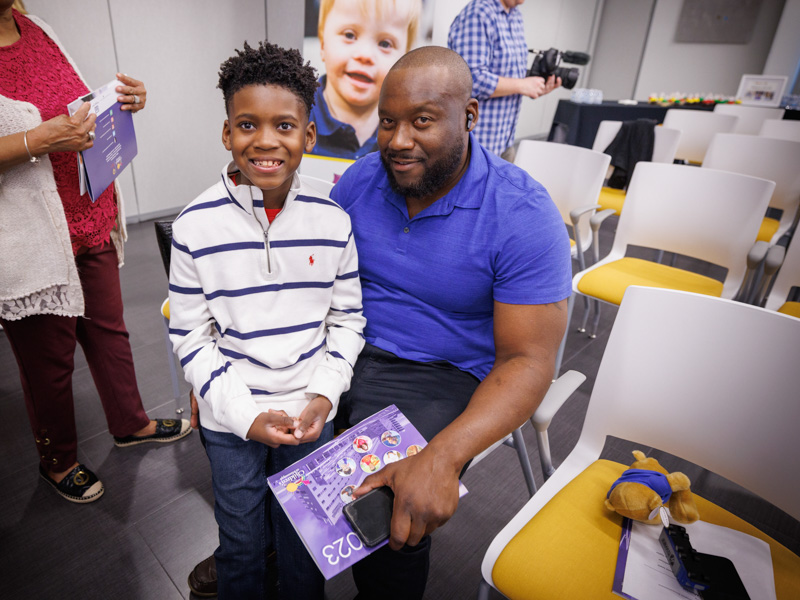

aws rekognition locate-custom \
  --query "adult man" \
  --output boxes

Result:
[188,46,571,599]
[448,0,561,157]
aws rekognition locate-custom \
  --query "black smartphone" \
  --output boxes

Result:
[342,487,395,547]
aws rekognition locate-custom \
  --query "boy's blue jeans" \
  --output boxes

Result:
[202,421,334,600]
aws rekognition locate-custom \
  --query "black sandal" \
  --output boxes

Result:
[113,418,191,447]
[39,464,104,504]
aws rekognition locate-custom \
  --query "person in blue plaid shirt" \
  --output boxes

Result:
[448,0,560,157]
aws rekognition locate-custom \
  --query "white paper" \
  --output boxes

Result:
[620,520,776,600]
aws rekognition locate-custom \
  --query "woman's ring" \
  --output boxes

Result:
[87,131,95,141]
[133,94,140,104]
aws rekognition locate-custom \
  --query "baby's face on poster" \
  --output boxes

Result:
[320,0,409,109]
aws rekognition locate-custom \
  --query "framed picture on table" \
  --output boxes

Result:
[735,75,788,107]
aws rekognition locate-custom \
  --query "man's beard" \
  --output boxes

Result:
[381,136,465,199]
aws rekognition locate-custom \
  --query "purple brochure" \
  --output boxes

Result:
[267,404,467,580]
[68,80,137,201]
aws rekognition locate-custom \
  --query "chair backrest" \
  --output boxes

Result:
[703,133,800,243]
[154,220,174,277]
[514,140,610,252]
[713,104,785,135]
[662,109,738,163]
[592,120,681,165]
[578,286,800,521]
[610,162,775,298]
[765,234,800,312]
[759,118,800,143]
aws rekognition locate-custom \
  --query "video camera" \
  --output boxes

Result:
[528,48,590,90]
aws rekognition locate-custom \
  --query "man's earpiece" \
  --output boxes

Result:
[466,113,474,131]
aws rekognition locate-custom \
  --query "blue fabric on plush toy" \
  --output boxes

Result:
[607,469,672,503]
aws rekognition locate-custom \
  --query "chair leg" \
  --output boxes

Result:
[509,427,537,497]
[553,294,574,379]
[589,299,602,338]
[478,578,493,600]
[578,294,591,333]
[162,316,184,414]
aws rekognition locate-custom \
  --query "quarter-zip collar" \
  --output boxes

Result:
[220,161,302,227]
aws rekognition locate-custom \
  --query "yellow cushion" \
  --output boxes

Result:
[758,217,780,243]
[778,301,800,319]
[597,186,626,216]
[492,459,800,600]
[161,299,170,320]
[569,238,575,248]
[577,257,723,305]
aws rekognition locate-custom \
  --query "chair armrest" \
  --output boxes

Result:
[589,208,618,263]
[532,370,587,432]
[570,205,600,270]
[754,244,786,306]
[531,370,586,480]
[738,241,769,303]
[569,204,601,224]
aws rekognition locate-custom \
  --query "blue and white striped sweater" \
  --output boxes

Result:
[168,164,365,440]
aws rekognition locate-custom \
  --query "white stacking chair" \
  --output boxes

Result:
[478,286,800,600]
[570,162,774,338]
[761,234,800,318]
[591,120,681,220]
[514,140,610,272]
[759,118,800,143]
[662,109,738,164]
[713,104,785,135]
[703,133,800,246]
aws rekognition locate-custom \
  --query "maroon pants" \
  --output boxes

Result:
[1,243,149,473]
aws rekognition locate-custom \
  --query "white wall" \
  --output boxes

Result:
[24,0,304,222]
[633,0,786,100]
[764,0,800,94]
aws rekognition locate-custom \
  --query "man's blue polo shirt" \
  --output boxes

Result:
[307,76,378,160]
[331,135,572,380]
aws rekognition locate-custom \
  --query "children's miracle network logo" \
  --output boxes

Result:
[277,469,309,492]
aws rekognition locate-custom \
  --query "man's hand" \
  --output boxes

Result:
[519,74,561,99]
[293,395,332,442]
[247,411,300,448]
[189,390,199,429]
[352,448,461,550]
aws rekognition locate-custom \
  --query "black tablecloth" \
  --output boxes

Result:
[547,100,714,148]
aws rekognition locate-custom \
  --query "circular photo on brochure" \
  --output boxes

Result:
[340,485,356,504]
[360,454,381,473]
[336,457,356,477]
[353,435,372,454]
[406,444,423,457]
[383,450,403,464]
[381,430,401,447]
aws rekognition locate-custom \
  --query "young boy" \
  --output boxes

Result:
[309,0,421,159]
[169,42,365,599]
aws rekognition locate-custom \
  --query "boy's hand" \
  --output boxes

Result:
[247,411,300,448]
[293,395,332,442]
[189,390,199,429]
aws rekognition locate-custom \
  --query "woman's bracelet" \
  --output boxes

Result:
[23,130,40,164]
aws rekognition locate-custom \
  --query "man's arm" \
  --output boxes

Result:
[353,299,568,549]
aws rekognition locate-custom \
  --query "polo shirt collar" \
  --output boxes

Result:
[312,76,346,140]
[378,133,487,218]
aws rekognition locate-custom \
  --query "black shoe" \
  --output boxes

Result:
[188,554,217,598]
[39,464,104,504]
[113,418,191,447]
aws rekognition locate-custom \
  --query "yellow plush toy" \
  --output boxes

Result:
[605,450,700,525]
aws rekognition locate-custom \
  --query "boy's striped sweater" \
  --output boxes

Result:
[169,163,365,440]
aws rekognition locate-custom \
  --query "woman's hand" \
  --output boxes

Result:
[27,102,97,156]
[115,73,146,112]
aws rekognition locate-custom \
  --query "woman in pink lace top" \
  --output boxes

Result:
[0,0,191,504]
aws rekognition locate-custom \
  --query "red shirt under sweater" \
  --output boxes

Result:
[0,9,117,254]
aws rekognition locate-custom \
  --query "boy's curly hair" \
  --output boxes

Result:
[218,41,318,116]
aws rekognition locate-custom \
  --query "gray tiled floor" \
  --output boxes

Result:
[1,216,796,600]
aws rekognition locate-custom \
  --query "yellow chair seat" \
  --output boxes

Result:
[492,459,800,600]
[778,301,800,319]
[758,217,780,243]
[597,186,626,216]
[577,257,724,305]
[569,238,575,248]
[161,298,170,320]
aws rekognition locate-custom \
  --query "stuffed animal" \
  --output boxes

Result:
[605,450,700,525]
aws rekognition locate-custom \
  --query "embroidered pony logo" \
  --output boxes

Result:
[309,255,315,266]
